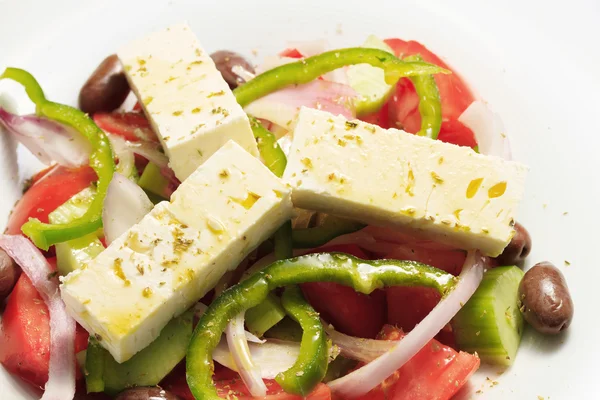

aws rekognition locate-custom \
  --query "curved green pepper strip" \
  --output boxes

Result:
[233,48,450,107]
[1,68,115,250]
[186,253,456,399]
[249,117,287,178]
[276,285,329,395]
[292,215,365,249]
[404,55,443,139]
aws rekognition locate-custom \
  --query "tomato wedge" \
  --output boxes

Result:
[0,258,88,388]
[93,112,158,143]
[383,39,477,148]
[352,326,479,400]
[5,165,97,236]
[301,244,386,339]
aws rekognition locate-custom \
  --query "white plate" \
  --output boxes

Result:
[1,0,599,399]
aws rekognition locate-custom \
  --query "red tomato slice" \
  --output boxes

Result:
[352,325,479,400]
[279,48,304,58]
[5,166,97,236]
[0,261,89,388]
[359,101,391,129]
[437,119,478,148]
[300,244,386,339]
[93,112,158,143]
[162,364,331,400]
[385,246,465,341]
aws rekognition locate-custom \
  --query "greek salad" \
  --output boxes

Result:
[0,23,574,400]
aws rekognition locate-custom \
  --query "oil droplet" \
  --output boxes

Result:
[488,181,507,198]
[405,167,415,197]
[466,178,484,199]
[231,192,261,210]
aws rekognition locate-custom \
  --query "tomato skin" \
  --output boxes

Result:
[359,101,391,129]
[279,48,304,58]
[0,263,89,388]
[350,326,479,400]
[5,166,97,236]
[438,119,478,148]
[93,112,158,143]
[300,244,386,339]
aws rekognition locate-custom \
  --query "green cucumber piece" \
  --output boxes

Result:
[245,293,287,337]
[85,338,105,393]
[138,162,170,199]
[322,356,357,383]
[48,187,103,275]
[453,266,525,366]
[292,215,364,249]
[86,309,194,395]
[347,35,395,116]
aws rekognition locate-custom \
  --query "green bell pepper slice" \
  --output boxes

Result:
[249,117,287,178]
[233,48,449,107]
[404,55,443,139]
[186,253,456,399]
[0,68,115,250]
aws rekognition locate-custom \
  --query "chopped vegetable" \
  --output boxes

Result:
[276,285,329,395]
[233,48,450,107]
[138,161,171,199]
[404,54,442,139]
[250,117,287,178]
[86,308,194,395]
[1,68,115,250]
[453,266,525,365]
[292,215,365,249]
[186,253,455,400]
[245,293,287,337]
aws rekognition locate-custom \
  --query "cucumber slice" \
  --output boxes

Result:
[86,308,194,394]
[453,266,525,366]
[48,187,103,275]
[245,293,287,337]
[347,35,395,116]
[265,317,304,342]
[138,162,170,199]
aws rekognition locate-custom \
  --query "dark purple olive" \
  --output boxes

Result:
[210,50,255,89]
[78,54,130,114]
[0,249,20,300]
[518,261,574,335]
[495,222,531,265]
[114,386,180,400]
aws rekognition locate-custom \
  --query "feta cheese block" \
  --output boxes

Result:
[283,108,528,257]
[61,141,292,362]
[118,23,258,181]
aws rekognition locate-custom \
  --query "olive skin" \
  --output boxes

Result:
[0,249,20,300]
[114,387,180,400]
[210,50,255,89]
[78,54,130,114]
[495,222,532,265]
[518,261,574,335]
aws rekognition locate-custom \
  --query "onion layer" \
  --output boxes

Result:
[0,235,76,400]
[459,101,512,159]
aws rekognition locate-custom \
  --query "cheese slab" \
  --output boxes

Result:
[61,141,292,362]
[118,23,258,181]
[283,108,528,257]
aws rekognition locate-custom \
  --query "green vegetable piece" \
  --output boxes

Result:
[138,162,170,199]
[453,266,525,366]
[48,188,103,275]
[292,215,365,248]
[276,285,328,395]
[265,317,304,342]
[84,338,105,393]
[404,54,443,139]
[322,356,357,383]
[245,293,287,337]
[186,253,455,400]
[347,35,396,116]
[250,117,287,178]
[87,309,194,395]
[0,68,115,250]
[233,48,450,107]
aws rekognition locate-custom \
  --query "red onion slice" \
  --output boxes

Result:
[107,133,169,169]
[327,250,485,398]
[0,107,91,167]
[458,101,512,160]
[244,80,357,128]
[0,235,76,400]
[102,172,153,244]
[323,323,397,363]
[226,312,268,396]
